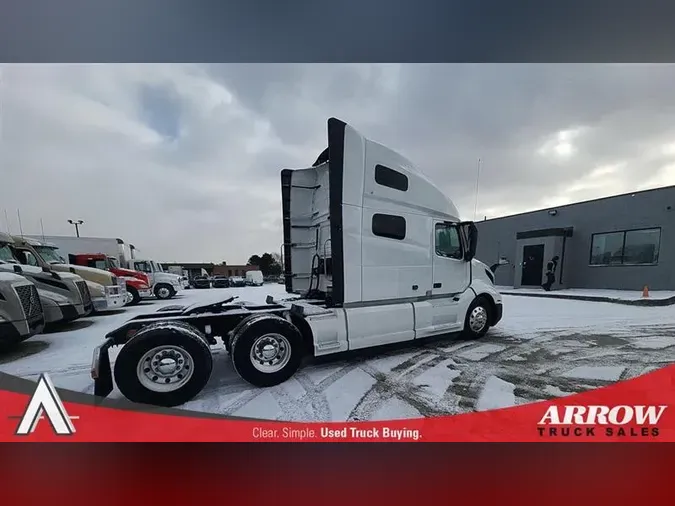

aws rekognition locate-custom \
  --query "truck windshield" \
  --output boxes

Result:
[152,261,163,272]
[34,246,66,264]
[0,245,18,263]
[90,259,107,270]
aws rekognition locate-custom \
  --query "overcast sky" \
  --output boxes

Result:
[1,64,675,264]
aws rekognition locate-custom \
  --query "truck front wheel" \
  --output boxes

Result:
[155,284,175,300]
[230,315,304,387]
[126,286,141,306]
[461,296,492,340]
[113,322,213,407]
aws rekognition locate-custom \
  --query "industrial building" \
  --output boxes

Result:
[474,185,675,291]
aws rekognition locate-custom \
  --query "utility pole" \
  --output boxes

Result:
[473,158,482,221]
[67,219,84,237]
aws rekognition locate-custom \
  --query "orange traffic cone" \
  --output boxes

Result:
[642,285,649,298]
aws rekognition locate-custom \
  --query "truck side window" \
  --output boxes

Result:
[23,251,39,266]
[136,262,150,272]
[435,224,463,259]
[372,213,406,240]
[375,165,409,192]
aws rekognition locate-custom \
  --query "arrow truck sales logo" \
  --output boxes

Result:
[538,405,667,438]
[11,374,78,436]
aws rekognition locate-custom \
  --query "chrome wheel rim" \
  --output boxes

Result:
[469,306,488,333]
[157,287,170,298]
[249,333,291,373]
[136,345,194,392]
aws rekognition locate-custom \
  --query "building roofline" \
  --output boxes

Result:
[480,184,675,224]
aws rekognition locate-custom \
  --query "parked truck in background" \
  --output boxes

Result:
[12,236,126,313]
[28,235,186,300]
[128,258,185,299]
[0,271,45,348]
[166,266,190,289]
[64,252,152,306]
[245,270,264,286]
[0,233,92,325]
[27,235,129,271]
[37,237,156,305]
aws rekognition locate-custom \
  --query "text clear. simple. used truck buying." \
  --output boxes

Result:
[91,118,503,407]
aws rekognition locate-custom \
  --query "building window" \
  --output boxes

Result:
[375,164,409,192]
[435,223,463,259]
[372,213,406,240]
[590,228,661,266]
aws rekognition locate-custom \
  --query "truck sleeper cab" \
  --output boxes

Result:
[91,118,503,408]
[0,232,91,323]
[11,236,126,313]
[0,272,45,347]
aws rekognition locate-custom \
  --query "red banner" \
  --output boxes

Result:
[1,365,674,442]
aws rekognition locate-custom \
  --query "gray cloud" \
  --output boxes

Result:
[1,64,675,263]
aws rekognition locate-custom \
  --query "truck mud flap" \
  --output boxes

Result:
[92,340,114,398]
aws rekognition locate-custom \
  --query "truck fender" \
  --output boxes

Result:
[465,290,499,326]
[225,313,276,352]
[127,320,211,347]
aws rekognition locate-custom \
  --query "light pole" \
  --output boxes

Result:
[67,219,84,237]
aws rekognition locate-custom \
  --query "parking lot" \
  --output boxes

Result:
[1,284,674,422]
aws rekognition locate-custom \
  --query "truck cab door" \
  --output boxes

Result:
[134,261,154,285]
[429,220,471,333]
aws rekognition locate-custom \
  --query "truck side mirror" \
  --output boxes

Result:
[459,221,478,261]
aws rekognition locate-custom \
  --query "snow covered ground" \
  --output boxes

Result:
[497,286,675,301]
[1,284,675,421]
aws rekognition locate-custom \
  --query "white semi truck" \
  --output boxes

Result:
[11,236,126,313]
[127,258,185,299]
[0,271,45,347]
[0,233,92,325]
[91,118,503,408]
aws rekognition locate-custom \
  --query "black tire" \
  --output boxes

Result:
[154,284,176,300]
[225,313,272,352]
[113,321,213,407]
[461,296,492,340]
[126,286,141,306]
[230,315,304,387]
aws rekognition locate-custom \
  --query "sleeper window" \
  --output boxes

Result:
[375,165,409,192]
[372,213,406,240]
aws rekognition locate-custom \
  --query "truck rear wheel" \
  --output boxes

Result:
[461,296,492,340]
[113,321,213,407]
[230,315,304,387]
[155,284,175,300]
